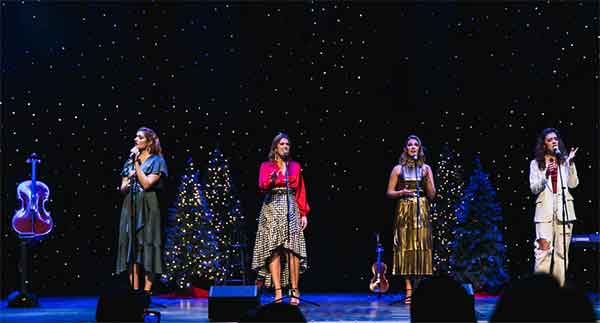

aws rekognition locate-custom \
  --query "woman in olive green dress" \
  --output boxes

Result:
[386,134,436,304]
[116,127,168,293]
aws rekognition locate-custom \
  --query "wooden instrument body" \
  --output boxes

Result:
[369,260,389,293]
[369,233,389,293]
[11,154,53,238]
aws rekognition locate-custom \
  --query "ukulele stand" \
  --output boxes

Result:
[369,290,392,300]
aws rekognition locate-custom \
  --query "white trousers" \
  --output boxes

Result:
[534,214,573,286]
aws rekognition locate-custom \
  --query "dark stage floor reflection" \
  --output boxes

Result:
[1,292,599,322]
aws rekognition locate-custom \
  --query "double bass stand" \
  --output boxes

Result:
[8,237,39,307]
[9,153,47,308]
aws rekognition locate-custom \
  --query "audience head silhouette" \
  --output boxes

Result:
[410,275,476,322]
[491,272,596,322]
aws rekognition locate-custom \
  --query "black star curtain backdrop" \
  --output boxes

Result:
[1,1,598,295]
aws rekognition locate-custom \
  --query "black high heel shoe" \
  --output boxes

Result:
[274,288,283,303]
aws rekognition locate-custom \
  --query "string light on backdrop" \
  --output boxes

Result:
[1,2,597,294]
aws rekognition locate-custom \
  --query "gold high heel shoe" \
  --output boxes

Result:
[404,288,412,304]
[290,288,300,305]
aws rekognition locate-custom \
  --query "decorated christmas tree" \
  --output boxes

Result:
[162,158,225,289]
[203,148,245,282]
[450,157,509,293]
[431,144,464,276]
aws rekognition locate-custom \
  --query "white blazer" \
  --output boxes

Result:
[529,159,579,222]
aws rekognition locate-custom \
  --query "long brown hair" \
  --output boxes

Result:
[138,127,163,156]
[399,134,425,167]
[534,128,566,170]
[268,132,290,161]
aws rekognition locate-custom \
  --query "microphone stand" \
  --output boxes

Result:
[414,159,422,290]
[270,158,319,307]
[129,161,142,297]
[555,152,570,284]
[129,157,166,313]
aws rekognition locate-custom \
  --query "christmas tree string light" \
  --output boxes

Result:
[203,148,244,282]
[162,158,225,289]
[431,144,464,276]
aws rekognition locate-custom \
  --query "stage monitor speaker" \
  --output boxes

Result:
[96,289,148,323]
[208,285,259,322]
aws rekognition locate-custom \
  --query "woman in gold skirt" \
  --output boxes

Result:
[386,134,436,304]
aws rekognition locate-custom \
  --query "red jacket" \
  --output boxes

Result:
[258,160,310,217]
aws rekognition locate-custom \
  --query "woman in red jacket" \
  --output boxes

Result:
[252,133,310,305]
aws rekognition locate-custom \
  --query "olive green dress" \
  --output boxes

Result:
[116,155,168,275]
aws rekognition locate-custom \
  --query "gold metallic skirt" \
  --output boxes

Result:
[392,196,432,276]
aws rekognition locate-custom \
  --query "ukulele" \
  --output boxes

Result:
[369,233,389,293]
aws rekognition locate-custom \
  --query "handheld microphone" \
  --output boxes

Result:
[412,154,418,161]
[129,147,139,162]
[553,147,561,156]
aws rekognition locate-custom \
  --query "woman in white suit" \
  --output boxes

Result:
[529,128,578,286]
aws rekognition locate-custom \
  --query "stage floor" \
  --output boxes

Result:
[1,292,599,322]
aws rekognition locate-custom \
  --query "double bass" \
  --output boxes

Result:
[8,153,52,307]
[12,153,52,238]
[369,233,389,293]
